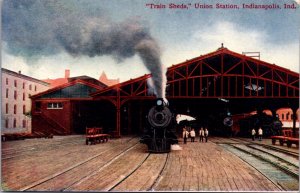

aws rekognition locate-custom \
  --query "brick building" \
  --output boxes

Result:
[43,69,119,88]
[31,76,107,135]
[43,69,70,88]
[1,68,50,134]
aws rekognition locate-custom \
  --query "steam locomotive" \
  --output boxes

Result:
[140,98,178,153]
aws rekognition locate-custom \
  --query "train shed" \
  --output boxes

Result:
[31,47,299,137]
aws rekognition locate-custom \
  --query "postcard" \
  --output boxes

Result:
[1,0,299,192]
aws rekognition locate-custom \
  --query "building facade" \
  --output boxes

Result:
[1,68,50,134]
[31,76,107,135]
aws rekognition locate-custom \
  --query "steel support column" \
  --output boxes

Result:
[115,88,121,138]
[128,102,132,134]
[291,107,297,137]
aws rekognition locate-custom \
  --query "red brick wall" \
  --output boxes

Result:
[32,100,71,135]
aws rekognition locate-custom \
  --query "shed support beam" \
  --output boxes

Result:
[291,108,297,137]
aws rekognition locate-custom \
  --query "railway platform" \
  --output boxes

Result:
[1,135,298,191]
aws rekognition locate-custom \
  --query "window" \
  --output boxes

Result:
[281,114,284,120]
[286,113,290,120]
[47,102,63,109]
[22,120,26,128]
[29,84,32,90]
[35,102,41,112]
[23,105,26,114]
[13,119,17,128]
[14,80,17,87]
[14,90,17,100]
[14,105,17,114]
[23,82,25,89]
[6,103,8,114]
[6,89,9,98]
[34,85,37,91]
[5,119,9,128]
[23,93,25,101]
[6,78,8,85]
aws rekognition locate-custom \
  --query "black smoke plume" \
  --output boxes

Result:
[2,0,165,98]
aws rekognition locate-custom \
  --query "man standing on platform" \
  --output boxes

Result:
[199,127,204,142]
[204,128,209,142]
[251,128,256,141]
[190,128,196,142]
[258,127,263,141]
[183,127,189,144]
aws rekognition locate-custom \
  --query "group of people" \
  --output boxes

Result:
[182,127,209,144]
[251,127,263,141]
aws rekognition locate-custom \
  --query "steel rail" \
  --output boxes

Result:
[19,141,140,191]
[231,138,299,158]
[147,153,170,191]
[229,144,299,179]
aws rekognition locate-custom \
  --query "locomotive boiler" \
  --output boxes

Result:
[140,98,178,153]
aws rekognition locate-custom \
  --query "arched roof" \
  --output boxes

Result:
[92,47,299,100]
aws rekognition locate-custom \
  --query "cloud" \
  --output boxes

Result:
[2,0,166,97]
[189,21,298,72]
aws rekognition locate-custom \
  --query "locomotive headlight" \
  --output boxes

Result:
[155,98,164,111]
[156,99,163,106]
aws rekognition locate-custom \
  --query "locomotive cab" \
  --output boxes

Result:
[140,98,178,153]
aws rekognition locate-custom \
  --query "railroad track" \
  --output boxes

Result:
[2,136,137,160]
[230,138,299,158]
[108,153,169,191]
[147,153,169,191]
[20,140,140,191]
[217,142,299,191]
[230,144,299,178]
[22,140,168,192]
[2,136,84,159]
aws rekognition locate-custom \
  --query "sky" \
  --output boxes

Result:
[2,0,300,86]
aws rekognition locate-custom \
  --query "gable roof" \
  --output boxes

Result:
[168,47,298,76]
[90,74,151,97]
[31,78,106,99]
[90,47,299,98]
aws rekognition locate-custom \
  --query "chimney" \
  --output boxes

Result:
[18,70,21,74]
[65,69,70,78]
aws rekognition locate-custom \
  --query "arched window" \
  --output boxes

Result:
[14,105,17,114]
[23,105,26,114]
[6,103,8,114]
